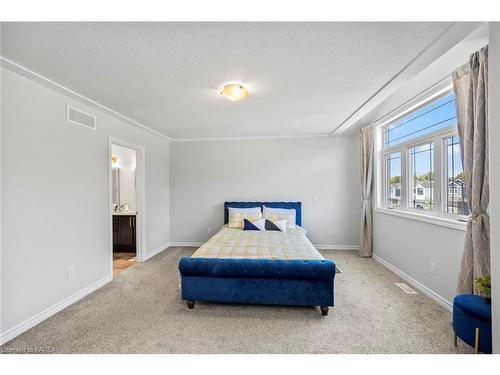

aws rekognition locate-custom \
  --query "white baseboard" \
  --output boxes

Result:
[168,242,203,248]
[143,242,171,261]
[372,253,452,312]
[315,244,359,250]
[0,274,112,345]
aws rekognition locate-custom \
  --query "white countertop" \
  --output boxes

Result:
[112,210,137,216]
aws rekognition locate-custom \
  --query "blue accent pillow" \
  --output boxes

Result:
[243,219,260,231]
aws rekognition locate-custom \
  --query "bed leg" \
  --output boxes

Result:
[320,306,329,316]
[187,300,195,309]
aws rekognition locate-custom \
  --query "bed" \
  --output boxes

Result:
[178,202,336,315]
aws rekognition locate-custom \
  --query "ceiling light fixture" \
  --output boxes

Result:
[221,83,249,102]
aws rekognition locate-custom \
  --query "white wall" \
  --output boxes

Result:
[373,213,465,305]
[0,66,170,342]
[489,22,500,354]
[366,29,489,308]
[111,144,137,210]
[170,136,361,247]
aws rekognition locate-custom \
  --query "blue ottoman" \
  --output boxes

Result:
[453,294,492,354]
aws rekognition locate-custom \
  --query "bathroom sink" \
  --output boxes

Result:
[112,210,137,216]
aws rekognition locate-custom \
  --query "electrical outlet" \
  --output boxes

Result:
[430,262,437,275]
[67,266,75,279]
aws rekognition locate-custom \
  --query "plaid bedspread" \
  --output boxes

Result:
[191,226,323,260]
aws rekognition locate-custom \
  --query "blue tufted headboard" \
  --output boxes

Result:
[224,201,302,226]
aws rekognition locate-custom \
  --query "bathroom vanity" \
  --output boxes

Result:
[112,212,136,252]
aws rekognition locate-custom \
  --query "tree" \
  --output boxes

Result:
[415,172,432,182]
[390,176,401,184]
[455,172,465,181]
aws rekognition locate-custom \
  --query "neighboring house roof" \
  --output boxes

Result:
[449,179,465,187]
[419,181,433,188]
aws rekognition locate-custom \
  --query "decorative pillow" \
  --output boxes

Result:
[263,206,296,229]
[243,218,266,231]
[228,207,262,229]
[264,219,287,232]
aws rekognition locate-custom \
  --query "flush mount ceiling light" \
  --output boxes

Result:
[220,83,249,102]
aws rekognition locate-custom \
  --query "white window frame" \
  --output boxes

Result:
[374,80,467,231]
[407,139,436,212]
[441,133,469,220]
[384,151,404,208]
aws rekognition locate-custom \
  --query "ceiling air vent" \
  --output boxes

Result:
[66,105,96,130]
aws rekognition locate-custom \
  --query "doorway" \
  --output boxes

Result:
[108,137,146,278]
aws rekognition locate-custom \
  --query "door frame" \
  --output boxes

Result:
[108,137,146,278]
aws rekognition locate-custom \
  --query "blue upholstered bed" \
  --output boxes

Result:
[178,202,336,315]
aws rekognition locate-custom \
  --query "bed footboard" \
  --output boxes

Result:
[178,257,335,313]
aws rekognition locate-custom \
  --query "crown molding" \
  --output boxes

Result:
[1,56,173,142]
[3,56,355,143]
[173,134,332,142]
[1,56,332,143]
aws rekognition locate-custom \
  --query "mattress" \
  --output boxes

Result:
[191,225,323,260]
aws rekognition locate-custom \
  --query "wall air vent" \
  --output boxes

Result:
[66,105,96,130]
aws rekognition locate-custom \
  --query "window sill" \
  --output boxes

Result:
[374,207,467,231]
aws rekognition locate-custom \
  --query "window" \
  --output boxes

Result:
[446,135,468,215]
[378,86,468,220]
[385,94,457,147]
[386,152,401,207]
[409,142,433,211]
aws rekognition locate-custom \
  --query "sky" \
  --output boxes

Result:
[386,93,457,147]
[386,93,463,180]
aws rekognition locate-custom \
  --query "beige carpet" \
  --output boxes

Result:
[1,248,472,354]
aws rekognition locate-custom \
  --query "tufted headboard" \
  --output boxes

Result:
[224,201,302,226]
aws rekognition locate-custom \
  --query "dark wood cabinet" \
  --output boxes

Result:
[113,215,136,252]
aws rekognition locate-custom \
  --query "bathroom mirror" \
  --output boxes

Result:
[112,167,120,205]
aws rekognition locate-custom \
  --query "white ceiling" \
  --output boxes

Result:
[1,22,454,139]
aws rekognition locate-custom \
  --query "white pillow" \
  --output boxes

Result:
[263,206,296,229]
[228,207,262,229]
[273,219,288,232]
[250,218,266,231]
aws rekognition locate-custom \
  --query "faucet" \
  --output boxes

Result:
[117,202,129,213]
